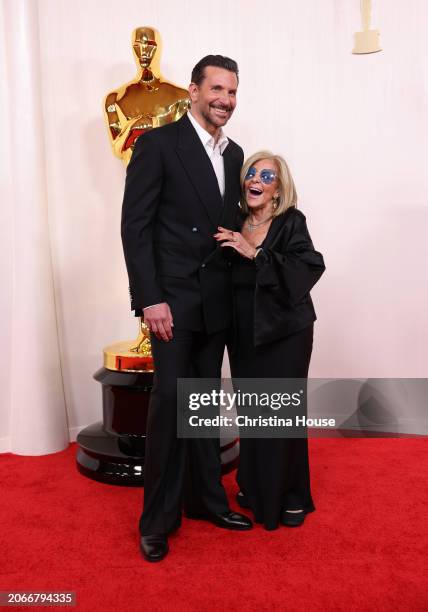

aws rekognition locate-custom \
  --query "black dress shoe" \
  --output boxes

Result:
[236,491,251,509]
[280,509,306,527]
[186,510,252,530]
[167,518,181,535]
[140,534,169,562]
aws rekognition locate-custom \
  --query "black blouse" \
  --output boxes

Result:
[233,206,325,346]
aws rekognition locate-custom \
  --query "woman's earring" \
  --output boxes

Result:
[272,195,279,211]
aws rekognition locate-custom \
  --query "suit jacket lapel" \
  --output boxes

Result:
[219,144,240,229]
[176,114,223,227]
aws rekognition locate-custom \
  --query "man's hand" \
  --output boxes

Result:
[143,303,174,342]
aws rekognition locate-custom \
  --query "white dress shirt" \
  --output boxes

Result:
[187,110,229,197]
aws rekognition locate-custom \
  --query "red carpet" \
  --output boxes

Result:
[1,440,427,611]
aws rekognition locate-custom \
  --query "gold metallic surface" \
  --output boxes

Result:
[103,340,154,372]
[353,0,382,54]
[129,319,152,355]
[104,26,190,164]
[103,27,189,369]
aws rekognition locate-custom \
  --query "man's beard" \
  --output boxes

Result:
[202,104,231,127]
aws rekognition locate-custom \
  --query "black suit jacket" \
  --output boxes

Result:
[237,206,325,346]
[121,113,244,333]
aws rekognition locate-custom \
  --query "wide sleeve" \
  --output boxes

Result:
[255,211,325,306]
[121,132,165,312]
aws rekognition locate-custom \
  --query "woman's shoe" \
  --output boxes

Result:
[280,509,306,527]
[236,491,251,509]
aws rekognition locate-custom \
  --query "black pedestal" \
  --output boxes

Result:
[76,367,239,486]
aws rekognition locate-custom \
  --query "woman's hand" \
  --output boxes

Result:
[214,227,257,260]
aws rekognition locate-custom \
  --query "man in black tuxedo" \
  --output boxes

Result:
[121,55,252,562]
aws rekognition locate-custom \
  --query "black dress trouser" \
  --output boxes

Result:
[139,328,230,536]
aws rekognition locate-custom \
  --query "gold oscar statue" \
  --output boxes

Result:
[105,26,190,164]
[352,0,382,54]
[103,27,190,371]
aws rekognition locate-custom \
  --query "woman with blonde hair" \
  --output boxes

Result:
[215,151,325,530]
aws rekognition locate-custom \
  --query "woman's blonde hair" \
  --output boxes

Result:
[240,151,297,217]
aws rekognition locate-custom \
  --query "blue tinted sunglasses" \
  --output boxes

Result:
[244,166,278,185]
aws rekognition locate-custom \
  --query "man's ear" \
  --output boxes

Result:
[188,83,198,103]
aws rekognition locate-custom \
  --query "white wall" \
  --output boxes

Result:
[1,0,427,451]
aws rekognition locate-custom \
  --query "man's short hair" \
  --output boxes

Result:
[191,55,239,86]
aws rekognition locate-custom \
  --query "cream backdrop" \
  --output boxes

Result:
[1,0,427,454]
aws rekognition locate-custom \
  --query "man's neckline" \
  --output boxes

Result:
[188,110,227,148]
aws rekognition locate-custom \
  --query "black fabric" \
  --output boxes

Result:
[121,113,243,333]
[230,300,315,530]
[139,329,230,536]
[234,206,325,346]
[121,113,244,536]
[229,209,324,530]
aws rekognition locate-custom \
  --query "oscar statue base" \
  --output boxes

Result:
[76,366,239,486]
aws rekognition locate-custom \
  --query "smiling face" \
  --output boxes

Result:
[244,159,280,212]
[189,66,238,135]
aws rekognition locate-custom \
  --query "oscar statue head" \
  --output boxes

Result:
[132,27,159,69]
